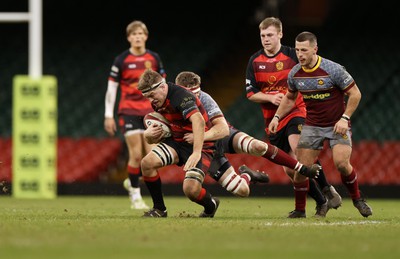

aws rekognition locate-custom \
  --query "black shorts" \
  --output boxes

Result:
[216,127,241,155]
[206,128,240,181]
[268,117,304,153]
[118,115,146,135]
[163,138,214,174]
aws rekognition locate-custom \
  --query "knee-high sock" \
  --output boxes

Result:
[308,178,326,205]
[340,169,360,200]
[128,165,140,188]
[143,174,166,211]
[294,180,309,212]
[195,188,215,214]
[313,160,329,189]
[263,144,299,169]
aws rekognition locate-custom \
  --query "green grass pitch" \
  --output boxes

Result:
[1,196,399,258]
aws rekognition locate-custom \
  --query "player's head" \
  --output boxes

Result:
[126,20,149,36]
[295,31,318,68]
[175,71,201,96]
[126,20,148,48]
[138,69,167,108]
[259,17,283,55]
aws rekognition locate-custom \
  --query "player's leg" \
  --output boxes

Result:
[175,144,220,218]
[331,142,372,217]
[290,147,321,218]
[118,115,151,209]
[214,161,251,197]
[234,130,319,178]
[141,142,178,217]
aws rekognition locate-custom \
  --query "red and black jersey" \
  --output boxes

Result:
[245,45,306,133]
[108,49,166,116]
[155,83,214,148]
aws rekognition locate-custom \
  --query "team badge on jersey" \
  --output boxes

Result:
[298,124,303,132]
[268,75,277,85]
[144,60,152,69]
[276,61,283,71]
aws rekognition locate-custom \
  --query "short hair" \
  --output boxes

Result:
[259,17,282,32]
[175,71,201,88]
[295,31,318,46]
[126,20,149,37]
[138,69,163,93]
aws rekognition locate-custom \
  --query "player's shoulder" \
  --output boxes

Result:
[146,49,162,58]
[288,63,302,77]
[248,49,265,61]
[320,56,342,68]
[115,49,130,59]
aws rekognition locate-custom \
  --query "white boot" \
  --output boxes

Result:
[123,178,149,210]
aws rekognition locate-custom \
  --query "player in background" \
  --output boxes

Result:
[104,20,166,210]
[269,31,372,218]
[245,17,341,218]
[138,69,220,218]
[175,71,320,199]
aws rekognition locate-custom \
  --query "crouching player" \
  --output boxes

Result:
[138,69,220,217]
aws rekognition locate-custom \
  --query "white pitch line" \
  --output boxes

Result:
[263,220,383,226]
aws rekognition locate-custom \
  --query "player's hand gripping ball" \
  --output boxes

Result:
[143,112,171,138]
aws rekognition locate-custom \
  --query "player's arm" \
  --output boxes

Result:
[183,112,204,171]
[205,117,229,141]
[184,116,229,143]
[248,92,284,106]
[104,80,118,136]
[268,91,298,133]
[334,84,362,134]
[143,123,164,144]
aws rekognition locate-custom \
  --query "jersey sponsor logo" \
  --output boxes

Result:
[343,75,352,84]
[275,61,283,71]
[259,65,266,69]
[180,96,195,109]
[128,63,137,69]
[145,60,152,69]
[302,93,331,100]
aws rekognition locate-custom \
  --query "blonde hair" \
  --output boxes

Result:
[259,17,282,33]
[126,20,149,37]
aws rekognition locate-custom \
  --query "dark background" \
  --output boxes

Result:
[0,0,398,140]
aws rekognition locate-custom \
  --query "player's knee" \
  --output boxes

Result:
[252,140,268,156]
[183,168,205,200]
[182,181,201,200]
[335,160,351,175]
[237,134,267,156]
[140,155,155,176]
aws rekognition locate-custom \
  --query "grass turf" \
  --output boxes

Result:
[1,196,399,258]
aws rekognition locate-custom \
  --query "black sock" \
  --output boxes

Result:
[195,190,215,214]
[314,160,329,189]
[129,173,140,188]
[144,177,166,211]
[308,178,326,205]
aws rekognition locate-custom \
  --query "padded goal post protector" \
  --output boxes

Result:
[12,75,58,199]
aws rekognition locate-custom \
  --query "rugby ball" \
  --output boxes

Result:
[143,112,172,138]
